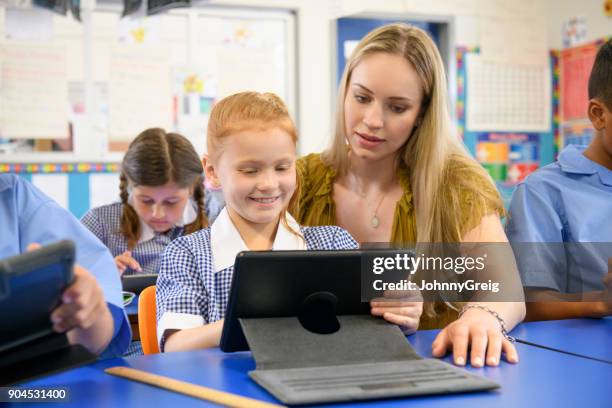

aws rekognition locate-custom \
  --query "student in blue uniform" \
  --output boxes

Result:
[156,92,422,352]
[506,39,612,320]
[81,128,223,276]
[0,174,130,357]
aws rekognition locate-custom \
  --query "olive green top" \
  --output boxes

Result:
[295,153,505,329]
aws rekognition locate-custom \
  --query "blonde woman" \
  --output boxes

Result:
[297,24,525,367]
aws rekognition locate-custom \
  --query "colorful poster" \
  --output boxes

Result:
[476,133,540,184]
[560,42,599,121]
[561,122,594,147]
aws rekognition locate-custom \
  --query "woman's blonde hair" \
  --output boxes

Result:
[323,23,502,243]
[207,91,302,233]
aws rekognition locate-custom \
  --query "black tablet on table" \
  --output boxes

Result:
[219,249,500,405]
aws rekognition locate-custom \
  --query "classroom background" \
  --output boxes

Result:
[0,0,610,216]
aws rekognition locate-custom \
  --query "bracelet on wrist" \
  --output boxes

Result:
[459,304,515,343]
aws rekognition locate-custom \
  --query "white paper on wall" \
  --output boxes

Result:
[466,54,551,132]
[0,42,69,139]
[89,173,120,209]
[216,47,280,99]
[479,16,548,66]
[32,174,68,209]
[5,7,53,41]
[108,45,173,141]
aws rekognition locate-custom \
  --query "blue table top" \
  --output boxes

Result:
[14,320,612,408]
[512,317,612,363]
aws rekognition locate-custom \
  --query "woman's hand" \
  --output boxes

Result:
[370,289,423,334]
[432,307,518,367]
[115,251,142,275]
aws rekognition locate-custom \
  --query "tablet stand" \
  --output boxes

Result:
[0,331,97,385]
[240,314,499,405]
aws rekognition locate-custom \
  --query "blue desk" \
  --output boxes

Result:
[14,320,612,408]
[513,318,612,363]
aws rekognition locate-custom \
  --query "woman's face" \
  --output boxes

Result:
[344,52,424,162]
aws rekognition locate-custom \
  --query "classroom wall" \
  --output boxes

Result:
[211,0,551,155]
[546,0,611,49]
[1,0,558,215]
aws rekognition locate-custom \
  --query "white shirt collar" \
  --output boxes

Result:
[137,199,198,244]
[210,207,306,273]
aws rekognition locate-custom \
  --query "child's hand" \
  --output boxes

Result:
[431,307,518,367]
[115,251,142,275]
[370,289,423,334]
[50,263,108,333]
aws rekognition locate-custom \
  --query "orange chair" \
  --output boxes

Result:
[138,285,160,354]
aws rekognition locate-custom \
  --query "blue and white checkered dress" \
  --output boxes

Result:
[156,213,358,351]
[81,193,223,276]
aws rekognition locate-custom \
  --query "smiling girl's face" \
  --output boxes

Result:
[207,126,297,228]
[344,52,424,162]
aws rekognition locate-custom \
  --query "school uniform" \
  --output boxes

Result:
[506,145,612,293]
[0,174,130,358]
[155,207,358,350]
[81,191,223,275]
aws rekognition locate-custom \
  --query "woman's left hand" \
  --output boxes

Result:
[431,307,518,367]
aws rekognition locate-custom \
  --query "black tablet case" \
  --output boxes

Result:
[240,315,500,405]
[0,241,97,385]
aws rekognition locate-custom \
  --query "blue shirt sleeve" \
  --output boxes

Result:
[14,179,131,357]
[505,181,568,292]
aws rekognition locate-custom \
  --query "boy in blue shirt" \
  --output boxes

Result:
[506,39,612,320]
[0,174,130,358]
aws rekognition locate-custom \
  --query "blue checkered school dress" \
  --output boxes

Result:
[81,192,224,275]
[156,225,358,350]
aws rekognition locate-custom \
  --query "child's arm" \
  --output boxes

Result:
[156,237,219,352]
[524,266,612,320]
[164,320,224,352]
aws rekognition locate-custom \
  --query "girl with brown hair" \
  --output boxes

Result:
[82,128,221,276]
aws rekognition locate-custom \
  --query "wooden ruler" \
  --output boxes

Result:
[105,366,284,408]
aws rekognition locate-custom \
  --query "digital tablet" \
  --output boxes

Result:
[0,240,75,353]
[121,274,158,294]
[220,249,410,352]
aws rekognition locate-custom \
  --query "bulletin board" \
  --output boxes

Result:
[558,37,610,148]
[0,6,296,160]
[560,40,601,121]
[460,48,554,190]
[0,5,296,218]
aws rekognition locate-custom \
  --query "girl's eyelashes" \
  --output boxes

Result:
[137,198,180,205]
[239,168,258,175]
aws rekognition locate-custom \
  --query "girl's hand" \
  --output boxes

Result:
[115,251,142,275]
[431,307,519,367]
[50,263,108,333]
[370,290,423,334]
